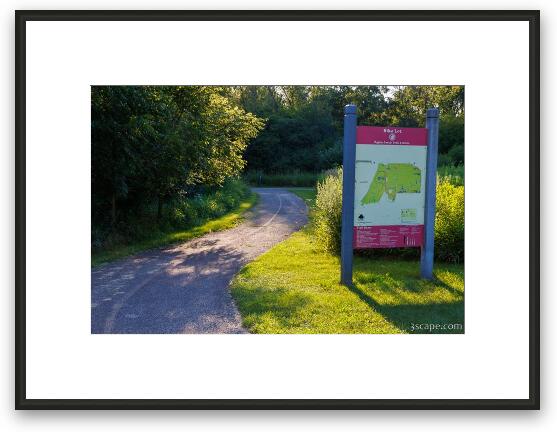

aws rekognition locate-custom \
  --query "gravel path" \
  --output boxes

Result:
[91,188,308,334]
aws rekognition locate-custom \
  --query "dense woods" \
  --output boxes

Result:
[92,85,464,251]
[230,85,464,172]
[91,86,263,248]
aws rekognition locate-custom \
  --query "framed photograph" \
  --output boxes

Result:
[15,10,539,409]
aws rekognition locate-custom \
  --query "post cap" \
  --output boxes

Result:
[344,104,357,115]
[426,108,439,118]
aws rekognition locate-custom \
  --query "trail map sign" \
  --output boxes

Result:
[340,105,439,284]
[353,126,428,249]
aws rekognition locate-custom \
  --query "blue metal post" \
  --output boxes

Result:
[421,108,440,279]
[340,104,357,286]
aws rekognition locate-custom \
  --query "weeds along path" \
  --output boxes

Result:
[91,188,308,334]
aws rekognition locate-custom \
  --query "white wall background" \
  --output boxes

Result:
[1,0,553,430]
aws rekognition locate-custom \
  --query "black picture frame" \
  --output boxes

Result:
[15,9,540,410]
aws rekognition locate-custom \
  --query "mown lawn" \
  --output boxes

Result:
[229,188,464,334]
[92,193,258,267]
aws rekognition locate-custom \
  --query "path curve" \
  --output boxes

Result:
[91,188,308,334]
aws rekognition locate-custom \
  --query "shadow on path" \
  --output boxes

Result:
[91,188,308,334]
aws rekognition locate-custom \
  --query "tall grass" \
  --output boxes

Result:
[437,164,464,186]
[313,167,343,254]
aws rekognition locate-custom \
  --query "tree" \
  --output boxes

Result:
[91,86,264,229]
[236,85,389,172]
[382,85,464,126]
[380,86,465,165]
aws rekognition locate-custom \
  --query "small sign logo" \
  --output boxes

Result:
[388,133,397,141]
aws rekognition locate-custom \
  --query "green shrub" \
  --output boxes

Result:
[437,153,454,168]
[313,167,343,254]
[313,169,464,263]
[439,115,464,161]
[438,164,464,186]
[448,144,464,165]
[434,179,464,263]
[92,178,250,251]
[185,179,249,225]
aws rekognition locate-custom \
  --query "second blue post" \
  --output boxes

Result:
[420,108,440,279]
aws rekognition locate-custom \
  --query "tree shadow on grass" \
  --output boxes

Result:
[347,276,464,334]
[382,275,463,300]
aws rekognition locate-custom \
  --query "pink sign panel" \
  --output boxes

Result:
[353,225,424,249]
[356,126,427,146]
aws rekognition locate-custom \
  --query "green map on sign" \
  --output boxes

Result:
[361,163,421,204]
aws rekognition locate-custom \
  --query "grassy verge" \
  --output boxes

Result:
[286,187,317,207]
[230,188,464,334]
[244,170,323,187]
[245,166,462,188]
[92,192,258,267]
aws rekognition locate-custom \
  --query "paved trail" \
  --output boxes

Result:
[91,188,308,334]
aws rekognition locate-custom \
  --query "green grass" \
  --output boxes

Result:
[92,193,258,267]
[230,187,464,334]
[287,187,317,207]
